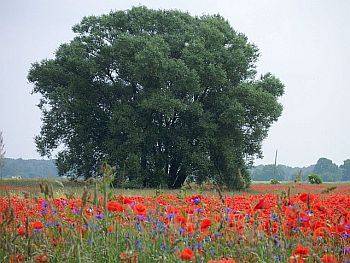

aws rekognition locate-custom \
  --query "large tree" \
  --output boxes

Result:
[28,7,284,189]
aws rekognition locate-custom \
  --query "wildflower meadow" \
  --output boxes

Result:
[1,177,350,263]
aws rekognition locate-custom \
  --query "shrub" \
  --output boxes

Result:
[308,173,322,184]
[270,178,280,184]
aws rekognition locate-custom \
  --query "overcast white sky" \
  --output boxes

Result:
[0,0,349,167]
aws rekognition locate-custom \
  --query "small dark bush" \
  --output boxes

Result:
[308,173,322,184]
[270,178,280,184]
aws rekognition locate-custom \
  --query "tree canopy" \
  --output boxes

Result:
[313,157,342,182]
[340,159,350,181]
[28,7,284,189]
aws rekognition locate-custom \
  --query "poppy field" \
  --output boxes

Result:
[1,181,350,263]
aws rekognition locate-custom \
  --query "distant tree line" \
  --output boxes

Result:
[1,157,349,182]
[251,157,350,182]
[0,158,57,178]
[0,131,5,180]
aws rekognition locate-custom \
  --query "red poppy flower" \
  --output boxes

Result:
[122,197,133,205]
[167,206,180,214]
[313,202,326,212]
[119,251,137,262]
[299,193,314,203]
[254,197,270,210]
[175,214,186,224]
[107,200,124,213]
[10,255,25,263]
[200,218,211,231]
[134,204,146,215]
[208,258,236,263]
[292,243,309,257]
[185,222,195,235]
[313,227,330,241]
[17,255,25,262]
[33,221,44,230]
[285,207,297,219]
[36,254,49,263]
[16,227,26,237]
[321,254,338,263]
[180,248,194,260]
[289,255,305,263]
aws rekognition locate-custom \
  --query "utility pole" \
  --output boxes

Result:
[273,149,278,179]
[0,131,5,180]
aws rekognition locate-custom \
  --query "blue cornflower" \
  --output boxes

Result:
[291,226,299,233]
[191,197,201,205]
[160,244,169,251]
[166,213,175,219]
[340,247,350,253]
[135,215,148,221]
[192,243,204,249]
[223,207,232,213]
[39,210,47,215]
[270,212,279,221]
[135,222,142,233]
[33,229,42,234]
[299,217,308,223]
[214,233,223,238]
[41,201,49,209]
[306,210,314,216]
[204,236,211,242]
[155,220,165,227]
[72,208,80,214]
[95,213,104,220]
[275,255,283,260]
[135,239,142,250]
[124,233,132,239]
[45,222,54,228]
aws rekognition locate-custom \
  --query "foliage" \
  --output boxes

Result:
[320,186,337,194]
[293,169,302,184]
[251,160,350,183]
[0,158,57,178]
[251,164,286,181]
[308,173,322,184]
[270,178,280,184]
[0,131,5,180]
[313,158,342,182]
[340,159,350,181]
[28,7,284,189]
